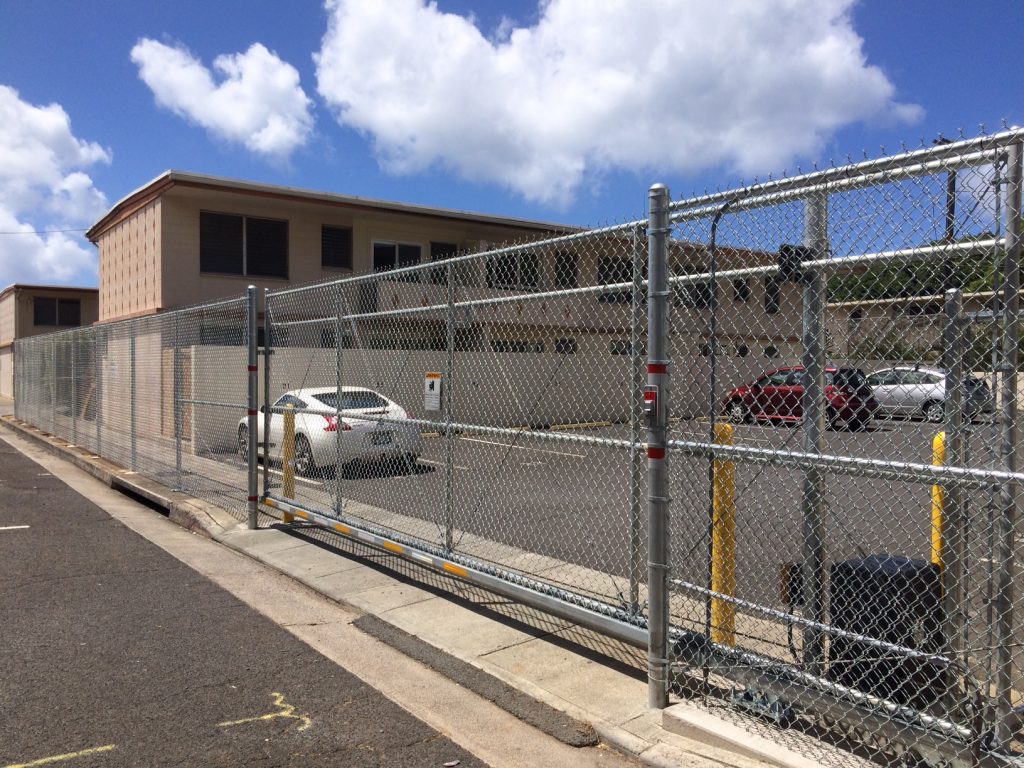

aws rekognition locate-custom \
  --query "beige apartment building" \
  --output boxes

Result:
[0,284,98,399]
[86,170,574,322]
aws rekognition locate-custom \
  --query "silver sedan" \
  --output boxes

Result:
[865,366,994,423]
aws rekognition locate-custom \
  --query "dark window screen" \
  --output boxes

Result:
[200,212,243,274]
[373,243,395,272]
[58,299,81,326]
[554,251,577,289]
[33,297,57,326]
[322,226,352,269]
[246,217,288,278]
[598,257,631,303]
[398,243,421,269]
[765,275,781,314]
[431,242,457,261]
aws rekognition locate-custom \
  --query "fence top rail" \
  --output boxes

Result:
[265,220,646,301]
[667,126,1024,218]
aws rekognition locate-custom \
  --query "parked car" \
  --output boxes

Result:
[864,366,994,423]
[238,387,423,475]
[723,366,878,430]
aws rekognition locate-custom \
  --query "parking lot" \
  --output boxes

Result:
[204,411,1022,614]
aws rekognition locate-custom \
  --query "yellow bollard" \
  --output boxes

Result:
[931,431,945,569]
[712,421,736,646]
[282,403,296,519]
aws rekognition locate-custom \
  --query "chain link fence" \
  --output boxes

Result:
[14,295,254,520]
[8,127,1024,766]
[659,130,1024,766]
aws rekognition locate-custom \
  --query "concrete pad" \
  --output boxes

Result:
[223,528,308,555]
[380,594,554,659]
[343,581,439,614]
[253,540,360,580]
[662,703,829,768]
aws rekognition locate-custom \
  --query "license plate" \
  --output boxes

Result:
[370,431,392,446]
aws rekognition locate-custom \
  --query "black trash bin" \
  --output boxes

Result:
[829,555,946,709]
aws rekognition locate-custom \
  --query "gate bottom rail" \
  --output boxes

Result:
[262,493,1021,767]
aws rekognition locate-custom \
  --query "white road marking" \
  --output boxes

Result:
[460,436,585,459]
[419,458,469,470]
[266,468,324,488]
[0,525,30,531]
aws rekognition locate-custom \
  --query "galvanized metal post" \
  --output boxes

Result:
[174,311,182,491]
[49,336,56,436]
[940,288,966,683]
[800,191,828,669]
[629,223,646,615]
[993,140,1021,747]
[445,260,456,553]
[129,323,137,471]
[647,183,671,709]
[95,328,102,456]
[70,333,77,445]
[334,283,343,517]
[247,286,259,529]
[262,289,272,501]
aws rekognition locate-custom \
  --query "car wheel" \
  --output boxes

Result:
[923,401,945,424]
[726,400,748,424]
[293,435,317,477]
[237,425,249,462]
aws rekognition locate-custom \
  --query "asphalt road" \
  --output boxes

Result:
[0,438,486,768]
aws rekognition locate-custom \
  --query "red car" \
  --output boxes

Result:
[723,366,878,430]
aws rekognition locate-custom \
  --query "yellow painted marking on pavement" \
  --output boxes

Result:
[217,691,311,732]
[382,541,404,554]
[442,562,468,578]
[4,744,117,767]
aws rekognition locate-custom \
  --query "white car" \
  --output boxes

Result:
[238,387,423,475]
[865,366,994,423]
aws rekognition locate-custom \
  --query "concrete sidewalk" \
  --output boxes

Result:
[0,412,837,768]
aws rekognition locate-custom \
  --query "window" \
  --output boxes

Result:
[429,241,458,285]
[553,252,578,289]
[736,344,750,358]
[598,256,632,303]
[610,339,645,356]
[313,390,388,411]
[33,297,80,327]
[554,338,577,355]
[490,339,544,353]
[273,394,307,410]
[373,241,422,282]
[764,344,779,358]
[200,211,288,278]
[676,281,712,309]
[486,252,540,291]
[321,226,353,269]
[733,278,751,302]
[764,275,781,315]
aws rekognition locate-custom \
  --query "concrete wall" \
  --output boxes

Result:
[152,186,561,315]
[0,347,12,399]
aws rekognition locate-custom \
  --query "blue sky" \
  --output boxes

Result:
[0,0,1021,288]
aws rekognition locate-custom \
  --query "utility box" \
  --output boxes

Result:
[828,555,946,709]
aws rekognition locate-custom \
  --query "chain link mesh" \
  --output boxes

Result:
[665,130,1024,765]
[263,223,650,619]
[14,296,252,519]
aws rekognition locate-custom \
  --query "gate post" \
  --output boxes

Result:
[646,183,671,709]
[993,140,1022,747]
[247,286,259,529]
[445,260,456,553]
[262,289,272,503]
[130,323,137,471]
[800,191,828,670]
[629,223,646,615]
[174,311,182,491]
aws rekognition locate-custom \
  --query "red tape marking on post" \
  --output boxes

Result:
[247,365,258,372]
[648,363,668,374]
[247,409,257,416]
[647,446,665,459]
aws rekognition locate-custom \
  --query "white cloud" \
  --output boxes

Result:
[314,0,923,204]
[131,39,314,160]
[0,85,108,286]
